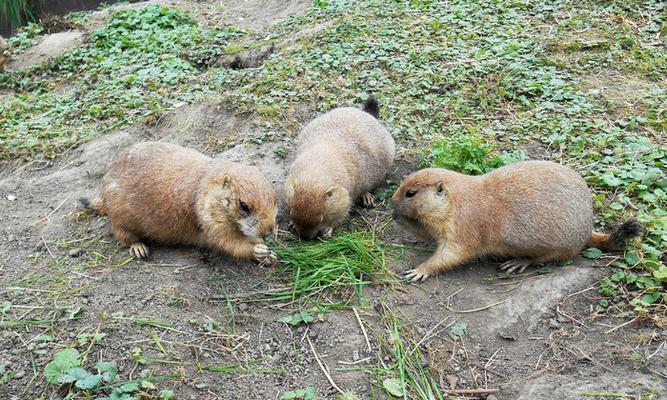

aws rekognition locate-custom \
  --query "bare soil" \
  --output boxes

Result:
[0,1,665,399]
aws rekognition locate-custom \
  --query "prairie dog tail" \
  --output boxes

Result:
[363,95,380,119]
[587,220,642,250]
[79,197,106,214]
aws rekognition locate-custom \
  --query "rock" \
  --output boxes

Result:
[352,349,360,361]
[68,248,83,257]
[217,44,275,69]
[238,303,248,312]
[6,195,16,201]
[13,370,25,379]
[549,318,561,329]
[8,31,84,71]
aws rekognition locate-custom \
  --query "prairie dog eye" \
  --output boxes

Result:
[405,190,417,198]
[239,201,250,214]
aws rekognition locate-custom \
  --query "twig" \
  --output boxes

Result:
[307,335,344,395]
[445,299,508,314]
[41,237,55,259]
[338,357,371,365]
[71,270,100,281]
[33,194,72,225]
[605,316,639,334]
[408,316,452,356]
[444,388,499,395]
[556,304,590,329]
[352,308,372,353]
[646,341,664,361]
[210,286,291,301]
[484,347,503,369]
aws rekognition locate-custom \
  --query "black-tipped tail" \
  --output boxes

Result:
[363,95,380,119]
[610,220,642,248]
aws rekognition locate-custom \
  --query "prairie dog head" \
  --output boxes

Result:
[284,175,350,240]
[200,167,277,242]
[391,169,452,240]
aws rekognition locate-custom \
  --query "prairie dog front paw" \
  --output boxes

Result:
[254,243,278,267]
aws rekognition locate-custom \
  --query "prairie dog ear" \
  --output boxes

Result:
[284,176,297,199]
[436,182,446,195]
[221,175,232,188]
[325,185,347,204]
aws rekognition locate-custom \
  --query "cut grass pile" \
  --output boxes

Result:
[270,231,399,304]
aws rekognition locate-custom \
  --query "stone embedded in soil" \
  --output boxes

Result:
[68,248,83,257]
[217,44,275,69]
[8,31,84,71]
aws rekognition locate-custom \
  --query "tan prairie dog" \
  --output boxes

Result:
[392,161,642,281]
[0,35,9,72]
[285,96,395,239]
[81,142,278,265]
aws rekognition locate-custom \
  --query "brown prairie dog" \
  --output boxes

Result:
[391,161,642,281]
[0,35,9,72]
[285,96,395,239]
[81,142,278,264]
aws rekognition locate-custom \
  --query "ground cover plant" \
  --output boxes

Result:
[0,4,243,158]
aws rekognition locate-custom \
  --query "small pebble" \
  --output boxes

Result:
[352,349,360,361]
[7,195,16,201]
[14,370,25,379]
[68,248,83,258]
[548,318,561,329]
[238,303,248,312]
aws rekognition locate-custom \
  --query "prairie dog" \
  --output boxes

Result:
[0,35,9,72]
[285,96,395,239]
[392,161,641,281]
[81,142,278,264]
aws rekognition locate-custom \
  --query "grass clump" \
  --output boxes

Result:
[423,134,525,175]
[270,230,397,304]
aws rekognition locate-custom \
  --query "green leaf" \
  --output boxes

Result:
[601,175,623,187]
[159,390,175,400]
[75,373,102,390]
[60,367,90,384]
[582,248,603,259]
[282,387,318,399]
[538,266,553,274]
[383,378,405,397]
[639,292,661,305]
[141,380,156,390]
[450,322,467,338]
[44,348,81,384]
[653,266,667,282]
[119,381,140,393]
[624,251,640,265]
[277,311,315,326]
[96,361,118,382]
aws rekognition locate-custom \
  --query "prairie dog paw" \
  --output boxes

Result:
[499,258,533,274]
[254,243,278,267]
[361,192,375,208]
[129,243,150,259]
[403,266,431,282]
[320,226,333,239]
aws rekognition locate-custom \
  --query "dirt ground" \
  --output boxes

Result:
[0,1,665,399]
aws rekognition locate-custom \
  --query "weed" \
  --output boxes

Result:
[423,134,525,175]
